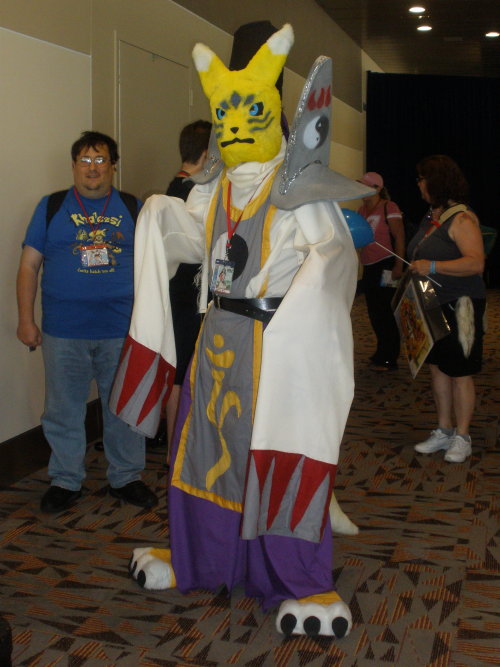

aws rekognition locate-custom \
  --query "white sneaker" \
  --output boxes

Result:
[414,428,455,454]
[444,434,472,463]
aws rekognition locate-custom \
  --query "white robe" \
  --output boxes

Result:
[110,147,357,541]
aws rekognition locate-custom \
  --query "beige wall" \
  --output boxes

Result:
[1,27,92,442]
[0,0,91,53]
[1,0,378,443]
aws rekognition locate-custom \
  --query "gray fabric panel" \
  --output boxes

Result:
[177,188,270,504]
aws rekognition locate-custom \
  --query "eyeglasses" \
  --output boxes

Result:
[78,156,110,166]
[416,176,425,183]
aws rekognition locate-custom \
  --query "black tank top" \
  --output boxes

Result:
[407,210,485,304]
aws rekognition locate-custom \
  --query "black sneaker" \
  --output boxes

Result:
[41,485,82,513]
[109,481,158,508]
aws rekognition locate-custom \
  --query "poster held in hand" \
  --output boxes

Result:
[392,272,450,377]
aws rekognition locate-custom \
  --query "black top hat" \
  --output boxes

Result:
[229,21,284,97]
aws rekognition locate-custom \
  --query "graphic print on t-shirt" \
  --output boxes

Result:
[70,210,128,274]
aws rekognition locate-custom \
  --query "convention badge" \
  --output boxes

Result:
[210,258,235,295]
[80,244,109,267]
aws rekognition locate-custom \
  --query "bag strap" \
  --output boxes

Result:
[384,201,396,252]
[438,203,468,225]
[410,203,468,261]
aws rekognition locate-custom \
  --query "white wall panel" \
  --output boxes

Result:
[0,28,91,441]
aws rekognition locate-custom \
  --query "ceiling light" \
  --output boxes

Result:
[409,6,426,13]
[485,31,499,38]
[417,25,432,32]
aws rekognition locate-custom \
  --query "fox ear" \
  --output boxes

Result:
[245,24,294,87]
[192,43,229,100]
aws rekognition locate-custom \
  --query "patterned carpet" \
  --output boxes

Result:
[1,290,499,666]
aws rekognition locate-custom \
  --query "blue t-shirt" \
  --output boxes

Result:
[23,187,142,338]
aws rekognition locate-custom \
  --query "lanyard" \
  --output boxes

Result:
[424,218,441,237]
[73,186,112,237]
[225,175,268,251]
[225,181,245,250]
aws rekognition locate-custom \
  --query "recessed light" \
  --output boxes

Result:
[409,6,426,13]
[417,25,432,32]
[485,31,499,38]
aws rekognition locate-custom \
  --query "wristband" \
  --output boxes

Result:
[429,260,436,275]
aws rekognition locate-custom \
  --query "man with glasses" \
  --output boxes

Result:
[16,131,158,513]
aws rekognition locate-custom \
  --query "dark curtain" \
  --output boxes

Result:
[366,72,500,286]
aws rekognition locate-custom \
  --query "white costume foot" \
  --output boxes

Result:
[129,547,176,590]
[276,591,352,638]
[329,492,359,535]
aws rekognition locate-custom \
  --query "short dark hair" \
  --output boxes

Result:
[71,131,119,164]
[179,120,212,164]
[416,155,469,208]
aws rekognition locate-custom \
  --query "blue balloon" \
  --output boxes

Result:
[341,208,374,248]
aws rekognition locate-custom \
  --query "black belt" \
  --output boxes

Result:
[212,296,282,323]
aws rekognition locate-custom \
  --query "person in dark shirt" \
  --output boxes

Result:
[160,120,211,449]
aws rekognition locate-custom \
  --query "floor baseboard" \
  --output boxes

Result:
[0,399,103,488]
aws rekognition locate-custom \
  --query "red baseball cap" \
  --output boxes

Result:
[359,171,383,188]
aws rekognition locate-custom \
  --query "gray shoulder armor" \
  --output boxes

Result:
[189,131,224,185]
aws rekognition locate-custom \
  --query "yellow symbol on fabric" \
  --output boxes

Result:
[205,333,241,490]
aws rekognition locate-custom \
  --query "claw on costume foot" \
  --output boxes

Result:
[129,547,176,590]
[276,591,352,638]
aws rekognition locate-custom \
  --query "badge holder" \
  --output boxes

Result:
[80,245,109,267]
[211,258,235,295]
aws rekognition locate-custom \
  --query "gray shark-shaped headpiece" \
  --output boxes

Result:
[189,129,224,185]
[271,56,374,210]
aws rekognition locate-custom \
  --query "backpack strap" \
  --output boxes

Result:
[45,188,139,229]
[46,189,69,229]
[117,191,139,224]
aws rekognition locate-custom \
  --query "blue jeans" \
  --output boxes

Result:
[41,334,145,491]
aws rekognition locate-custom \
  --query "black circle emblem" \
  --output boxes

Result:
[226,233,248,280]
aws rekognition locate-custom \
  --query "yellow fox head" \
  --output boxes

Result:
[192,24,294,167]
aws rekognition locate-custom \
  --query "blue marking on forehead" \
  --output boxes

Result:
[230,92,242,108]
[219,100,229,110]
[244,94,255,106]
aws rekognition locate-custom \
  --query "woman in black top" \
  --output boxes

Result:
[408,155,485,464]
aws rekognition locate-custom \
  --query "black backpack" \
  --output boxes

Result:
[45,188,139,229]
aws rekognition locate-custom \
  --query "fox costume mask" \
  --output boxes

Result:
[192,24,294,167]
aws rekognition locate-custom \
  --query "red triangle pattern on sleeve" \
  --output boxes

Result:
[290,458,336,533]
[136,354,174,426]
[250,449,336,536]
[115,335,158,415]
